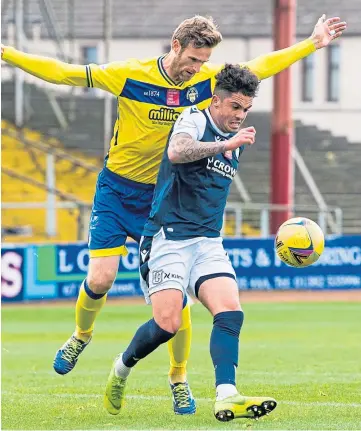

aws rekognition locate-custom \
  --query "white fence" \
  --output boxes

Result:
[2,201,342,243]
[223,202,343,238]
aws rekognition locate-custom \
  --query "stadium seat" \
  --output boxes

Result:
[1,123,97,243]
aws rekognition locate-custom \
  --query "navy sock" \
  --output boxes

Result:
[83,279,106,299]
[122,318,175,367]
[210,311,244,386]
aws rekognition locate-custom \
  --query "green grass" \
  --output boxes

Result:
[2,301,361,430]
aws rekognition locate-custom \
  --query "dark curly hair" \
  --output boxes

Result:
[215,64,260,98]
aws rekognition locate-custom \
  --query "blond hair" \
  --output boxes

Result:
[172,15,222,49]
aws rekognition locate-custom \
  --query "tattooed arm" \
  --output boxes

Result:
[168,127,256,164]
[168,133,227,164]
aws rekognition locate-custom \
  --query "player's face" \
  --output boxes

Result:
[172,40,212,82]
[213,93,253,133]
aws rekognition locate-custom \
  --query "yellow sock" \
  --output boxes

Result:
[168,302,192,384]
[75,281,107,342]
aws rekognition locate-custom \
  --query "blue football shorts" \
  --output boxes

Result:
[88,167,154,258]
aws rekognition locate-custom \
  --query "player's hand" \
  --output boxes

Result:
[225,126,256,151]
[310,15,347,50]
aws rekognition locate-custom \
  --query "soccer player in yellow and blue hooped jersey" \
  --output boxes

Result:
[1,14,346,415]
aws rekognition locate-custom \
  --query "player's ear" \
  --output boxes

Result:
[172,39,181,54]
[212,94,221,108]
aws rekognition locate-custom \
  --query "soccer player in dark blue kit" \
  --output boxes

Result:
[104,64,276,420]
[104,64,274,420]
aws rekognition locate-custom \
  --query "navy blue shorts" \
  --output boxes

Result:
[88,168,154,258]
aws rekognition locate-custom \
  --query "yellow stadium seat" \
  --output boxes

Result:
[1,123,99,243]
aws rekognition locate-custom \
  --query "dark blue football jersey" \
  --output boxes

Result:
[143,106,244,240]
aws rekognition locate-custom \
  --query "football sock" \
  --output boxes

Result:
[210,311,244,386]
[168,296,192,384]
[122,318,176,367]
[114,355,132,379]
[216,383,239,401]
[75,279,107,342]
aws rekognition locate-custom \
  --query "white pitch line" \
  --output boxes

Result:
[12,369,361,378]
[2,391,361,408]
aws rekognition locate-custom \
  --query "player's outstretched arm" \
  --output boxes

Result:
[1,45,127,95]
[168,128,256,164]
[245,15,347,80]
[1,45,88,87]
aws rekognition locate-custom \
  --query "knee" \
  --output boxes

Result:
[212,300,241,315]
[218,293,242,313]
[226,301,242,312]
[87,269,116,294]
[155,309,182,334]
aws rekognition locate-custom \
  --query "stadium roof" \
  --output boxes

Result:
[2,0,361,39]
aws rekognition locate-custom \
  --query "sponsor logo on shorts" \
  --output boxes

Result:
[152,269,183,285]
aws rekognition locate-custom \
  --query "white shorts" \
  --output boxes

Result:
[139,229,236,304]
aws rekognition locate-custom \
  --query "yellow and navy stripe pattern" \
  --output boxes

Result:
[119,78,212,107]
[85,65,94,88]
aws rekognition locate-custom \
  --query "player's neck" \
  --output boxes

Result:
[162,53,182,85]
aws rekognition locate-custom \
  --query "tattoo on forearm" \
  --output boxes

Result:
[169,133,227,163]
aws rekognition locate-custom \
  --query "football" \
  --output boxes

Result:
[275,217,325,268]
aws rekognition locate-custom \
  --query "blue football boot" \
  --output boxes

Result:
[53,333,91,375]
[170,381,196,415]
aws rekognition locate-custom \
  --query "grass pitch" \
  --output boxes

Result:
[2,301,361,430]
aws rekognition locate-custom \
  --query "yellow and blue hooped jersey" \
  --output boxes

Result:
[87,56,223,184]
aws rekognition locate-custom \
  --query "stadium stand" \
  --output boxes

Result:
[1,119,99,242]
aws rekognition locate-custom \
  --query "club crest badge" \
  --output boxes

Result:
[186,87,198,103]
